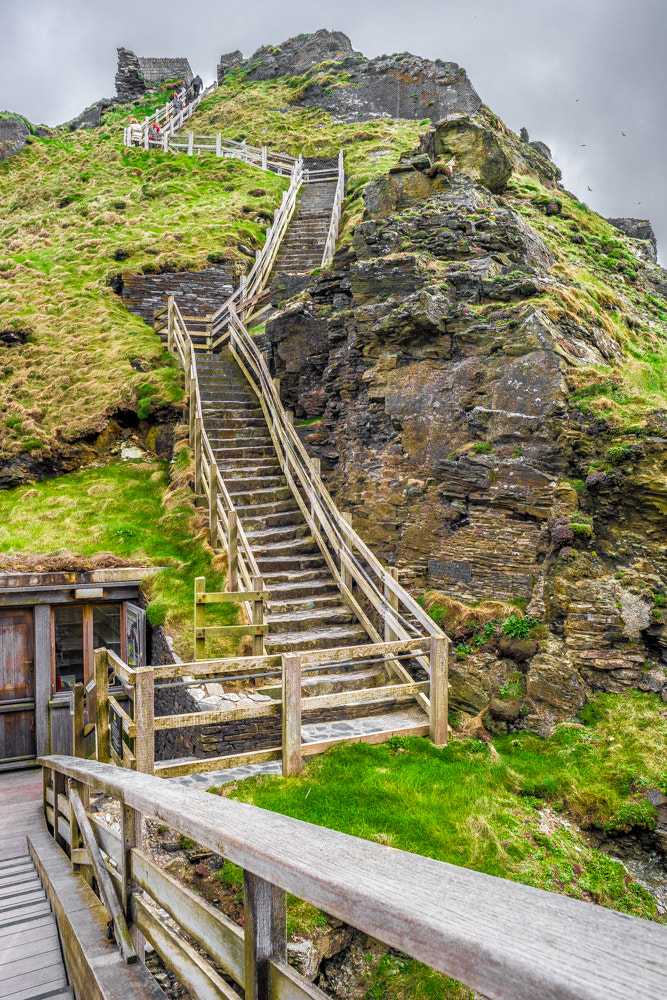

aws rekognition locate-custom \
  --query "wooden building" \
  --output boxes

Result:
[0,567,152,770]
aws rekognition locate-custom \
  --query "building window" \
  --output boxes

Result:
[94,605,121,659]
[54,603,123,691]
[54,605,83,691]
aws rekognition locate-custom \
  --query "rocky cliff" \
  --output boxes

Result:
[218,28,481,122]
[266,103,667,733]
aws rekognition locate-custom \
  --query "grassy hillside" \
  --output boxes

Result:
[0,88,286,464]
[187,69,424,235]
[0,456,236,658]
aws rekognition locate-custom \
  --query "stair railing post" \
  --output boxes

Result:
[341,511,353,592]
[133,667,155,777]
[94,649,110,762]
[72,682,85,759]
[252,575,265,656]
[166,295,175,353]
[310,457,320,524]
[194,576,206,660]
[261,145,268,170]
[162,130,168,152]
[227,511,239,592]
[208,462,219,547]
[384,567,400,643]
[187,130,194,155]
[243,871,286,1000]
[216,131,222,157]
[429,636,449,748]
[194,414,202,495]
[281,653,302,777]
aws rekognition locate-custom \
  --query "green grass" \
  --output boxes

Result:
[0,92,286,461]
[210,692,666,993]
[0,460,236,657]
[507,174,667,430]
[187,69,425,237]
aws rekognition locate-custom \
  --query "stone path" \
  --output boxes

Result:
[171,707,426,789]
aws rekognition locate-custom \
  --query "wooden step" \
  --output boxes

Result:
[264,624,368,653]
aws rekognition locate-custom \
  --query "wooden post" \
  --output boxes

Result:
[133,668,155,776]
[120,803,137,917]
[216,132,222,156]
[187,130,194,155]
[429,636,448,747]
[194,415,202,495]
[53,769,67,851]
[162,131,168,152]
[167,295,175,353]
[194,576,206,661]
[72,683,85,759]
[252,576,265,657]
[310,457,320,523]
[228,511,239,592]
[341,512,353,591]
[384,567,400,643]
[281,654,302,777]
[208,463,219,547]
[261,145,268,170]
[68,784,137,964]
[243,872,286,1000]
[95,648,110,763]
[69,778,92,881]
[143,129,149,150]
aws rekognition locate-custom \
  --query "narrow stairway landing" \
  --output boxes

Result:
[0,771,72,1000]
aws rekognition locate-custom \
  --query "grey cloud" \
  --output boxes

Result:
[1,0,665,261]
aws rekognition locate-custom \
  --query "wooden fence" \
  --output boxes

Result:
[40,754,667,1000]
[88,637,443,780]
[122,81,298,177]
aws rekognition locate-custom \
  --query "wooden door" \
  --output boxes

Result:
[0,608,36,769]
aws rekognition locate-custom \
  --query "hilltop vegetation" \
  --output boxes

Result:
[187,68,424,234]
[0,86,285,473]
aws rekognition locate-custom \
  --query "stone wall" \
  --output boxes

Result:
[115,47,193,103]
[118,265,235,327]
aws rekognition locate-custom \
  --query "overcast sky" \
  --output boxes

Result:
[1,0,665,262]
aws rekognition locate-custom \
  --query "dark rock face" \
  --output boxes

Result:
[299,50,481,123]
[221,29,481,123]
[264,130,667,730]
[115,47,193,103]
[243,29,353,82]
[0,114,30,160]
[607,217,658,262]
[61,98,117,131]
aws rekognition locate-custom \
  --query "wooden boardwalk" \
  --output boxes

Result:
[0,770,72,1000]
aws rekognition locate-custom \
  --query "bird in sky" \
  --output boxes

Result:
[587,185,593,191]
[621,131,627,136]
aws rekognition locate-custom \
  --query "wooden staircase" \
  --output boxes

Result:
[197,352,406,711]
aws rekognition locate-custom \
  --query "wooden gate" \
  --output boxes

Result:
[0,608,35,769]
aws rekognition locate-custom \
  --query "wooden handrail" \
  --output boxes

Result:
[207,156,304,345]
[227,309,444,644]
[39,755,667,1000]
[166,299,260,604]
[321,148,345,267]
